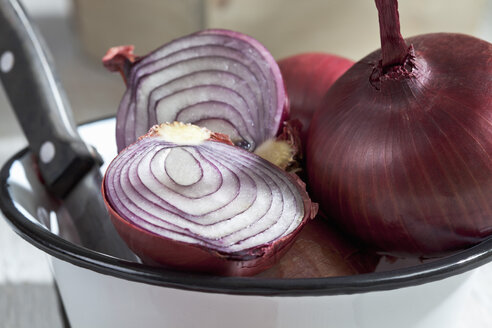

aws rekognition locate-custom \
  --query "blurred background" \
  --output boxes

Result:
[0,0,491,327]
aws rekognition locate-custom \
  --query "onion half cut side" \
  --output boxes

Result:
[103,29,288,153]
[102,123,317,276]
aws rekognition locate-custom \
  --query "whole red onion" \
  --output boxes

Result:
[306,0,492,255]
[278,53,353,144]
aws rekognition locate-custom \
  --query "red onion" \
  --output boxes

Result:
[257,212,381,279]
[103,29,288,153]
[278,53,353,143]
[102,122,317,276]
[307,0,492,255]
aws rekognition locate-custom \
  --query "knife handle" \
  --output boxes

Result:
[0,0,101,197]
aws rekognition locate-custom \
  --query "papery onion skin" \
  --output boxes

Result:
[257,212,381,279]
[278,53,353,144]
[102,125,317,276]
[307,0,492,256]
[102,45,138,84]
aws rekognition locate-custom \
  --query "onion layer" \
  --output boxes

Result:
[102,123,316,276]
[103,29,288,153]
[307,0,492,255]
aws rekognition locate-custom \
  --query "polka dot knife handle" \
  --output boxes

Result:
[0,0,102,197]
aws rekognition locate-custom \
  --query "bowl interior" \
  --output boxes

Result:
[1,117,492,296]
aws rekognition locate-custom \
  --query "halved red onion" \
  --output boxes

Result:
[102,123,316,276]
[103,29,288,153]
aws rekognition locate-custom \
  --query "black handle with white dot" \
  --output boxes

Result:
[0,0,101,197]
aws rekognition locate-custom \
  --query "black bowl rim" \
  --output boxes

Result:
[1,119,492,296]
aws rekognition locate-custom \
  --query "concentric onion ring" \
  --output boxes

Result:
[104,29,288,153]
[102,123,316,276]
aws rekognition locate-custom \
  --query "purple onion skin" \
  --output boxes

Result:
[278,53,354,145]
[307,10,492,255]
